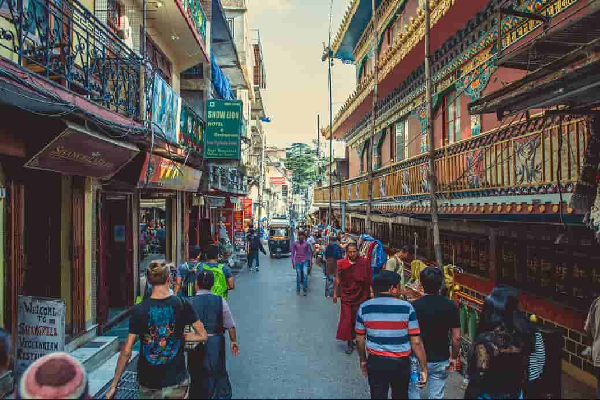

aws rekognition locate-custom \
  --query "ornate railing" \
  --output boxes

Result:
[181,0,207,43]
[0,0,142,119]
[315,117,589,204]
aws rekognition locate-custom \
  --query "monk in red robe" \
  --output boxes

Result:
[333,242,372,355]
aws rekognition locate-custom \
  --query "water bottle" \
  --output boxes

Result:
[410,356,420,384]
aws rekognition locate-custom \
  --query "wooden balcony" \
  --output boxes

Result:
[315,116,589,208]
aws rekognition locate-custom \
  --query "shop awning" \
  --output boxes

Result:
[24,121,139,179]
[469,3,600,118]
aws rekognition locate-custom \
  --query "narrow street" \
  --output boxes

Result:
[226,253,370,399]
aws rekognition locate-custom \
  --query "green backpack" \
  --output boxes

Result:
[203,264,229,300]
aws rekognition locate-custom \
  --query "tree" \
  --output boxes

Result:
[284,145,330,194]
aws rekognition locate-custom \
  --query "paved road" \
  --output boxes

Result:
[227,253,370,399]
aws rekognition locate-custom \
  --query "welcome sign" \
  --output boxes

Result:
[204,100,243,159]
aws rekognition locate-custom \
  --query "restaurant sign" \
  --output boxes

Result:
[138,154,202,192]
[204,100,243,159]
[25,122,139,179]
[15,296,66,377]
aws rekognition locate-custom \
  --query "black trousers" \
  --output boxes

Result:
[367,355,411,400]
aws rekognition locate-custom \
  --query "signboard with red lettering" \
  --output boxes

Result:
[15,296,66,377]
[138,154,202,192]
[270,177,286,185]
[234,211,245,249]
[25,122,139,179]
[242,198,253,219]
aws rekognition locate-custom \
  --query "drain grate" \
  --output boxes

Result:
[94,371,139,399]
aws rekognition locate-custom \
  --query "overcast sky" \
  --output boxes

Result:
[247,0,355,156]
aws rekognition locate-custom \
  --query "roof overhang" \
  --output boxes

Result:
[211,0,247,89]
[470,2,600,118]
[332,0,383,63]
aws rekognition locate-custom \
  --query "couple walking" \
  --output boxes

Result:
[106,252,240,400]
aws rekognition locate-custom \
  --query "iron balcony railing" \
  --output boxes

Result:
[0,0,142,120]
[181,0,207,43]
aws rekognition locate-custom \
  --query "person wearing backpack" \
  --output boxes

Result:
[197,244,235,300]
[174,246,203,298]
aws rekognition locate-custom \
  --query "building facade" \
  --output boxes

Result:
[314,0,599,387]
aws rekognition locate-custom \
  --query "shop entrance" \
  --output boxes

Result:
[98,194,134,327]
[140,195,173,270]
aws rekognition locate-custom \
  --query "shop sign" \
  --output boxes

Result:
[204,100,243,159]
[15,296,66,377]
[242,198,252,219]
[139,154,202,192]
[25,122,139,179]
[178,101,203,151]
[270,177,286,185]
[152,74,180,145]
[207,197,226,208]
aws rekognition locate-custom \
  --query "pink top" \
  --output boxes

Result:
[292,241,312,264]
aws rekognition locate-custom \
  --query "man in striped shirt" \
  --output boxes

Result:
[356,271,428,399]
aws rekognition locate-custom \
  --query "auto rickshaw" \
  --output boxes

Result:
[268,220,292,258]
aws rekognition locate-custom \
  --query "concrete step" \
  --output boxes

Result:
[69,336,120,374]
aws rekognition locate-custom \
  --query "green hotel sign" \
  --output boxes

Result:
[204,100,243,159]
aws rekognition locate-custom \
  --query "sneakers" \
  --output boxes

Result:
[303,291,308,297]
[255,268,259,272]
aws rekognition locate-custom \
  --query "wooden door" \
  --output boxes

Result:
[7,183,24,340]
[71,177,86,336]
[97,192,109,330]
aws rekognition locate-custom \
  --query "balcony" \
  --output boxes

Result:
[0,0,142,119]
[315,116,589,213]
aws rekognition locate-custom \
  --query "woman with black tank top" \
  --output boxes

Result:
[187,270,240,399]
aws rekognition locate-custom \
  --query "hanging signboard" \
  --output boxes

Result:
[15,296,66,377]
[152,74,180,145]
[242,198,253,219]
[269,177,286,186]
[178,101,203,151]
[204,100,243,159]
[234,211,245,249]
[24,122,139,179]
[138,154,202,192]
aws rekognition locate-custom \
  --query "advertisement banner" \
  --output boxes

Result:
[152,74,180,145]
[234,211,245,249]
[269,177,286,186]
[25,122,139,179]
[138,154,202,192]
[242,198,253,219]
[204,100,243,159]
[15,296,66,377]
[178,101,203,151]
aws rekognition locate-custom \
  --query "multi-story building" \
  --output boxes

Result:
[314,0,600,388]
[0,0,213,387]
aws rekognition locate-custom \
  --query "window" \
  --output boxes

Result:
[227,18,235,38]
[445,92,461,144]
[395,120,409,162]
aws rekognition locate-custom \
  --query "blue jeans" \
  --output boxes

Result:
[408,358,450,400]
[296,261,309,292]
[248,251,260,270]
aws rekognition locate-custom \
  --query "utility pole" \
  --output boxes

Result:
[327,0,334,229]
[366,0,378,236]
[257,124,266,233]
[425,0,444,268]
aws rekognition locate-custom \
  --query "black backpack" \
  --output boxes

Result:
[180,262,199,297]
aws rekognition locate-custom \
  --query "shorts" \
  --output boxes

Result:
[139,379,189,399]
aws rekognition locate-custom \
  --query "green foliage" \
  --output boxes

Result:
[284,146,330,194]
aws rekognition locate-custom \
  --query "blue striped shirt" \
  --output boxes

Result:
[355,295,420,358]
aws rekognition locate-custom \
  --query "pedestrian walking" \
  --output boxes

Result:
[408,267,461,399]
[187,270,240,399]
[196,244,235,300]
[174,246,202,297]
[106,260,207,400]
[356,271,428,400]
[247,229,267,272]
[307,233,316,275]
[292,231,313,296]
[324,236,343,298]
[586,295,600,399]
[465,287,537,400]
[333,242,372,355]
[385,246,412,292]
[18,353,89,399]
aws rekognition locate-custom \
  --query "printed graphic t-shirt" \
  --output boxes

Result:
[129,296,199,389]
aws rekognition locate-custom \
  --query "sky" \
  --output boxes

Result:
[247,0,355,157]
